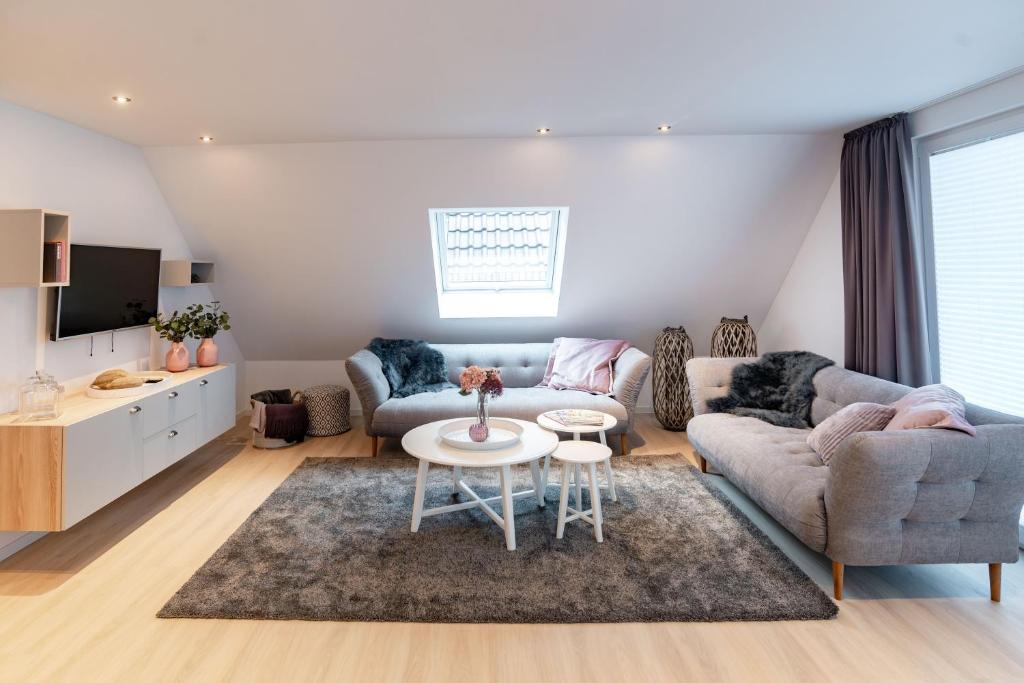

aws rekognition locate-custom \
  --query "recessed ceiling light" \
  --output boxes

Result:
[112,95,132,104]
[199,135,214,143]
[657,124,672,133]
[536,128,551,135]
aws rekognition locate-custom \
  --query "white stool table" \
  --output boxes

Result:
[553,441,613,542]
[536,411,617,502]
[401,418,558,551]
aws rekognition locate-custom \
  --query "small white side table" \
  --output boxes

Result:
[553,441,613,542]
[536,411,617,502]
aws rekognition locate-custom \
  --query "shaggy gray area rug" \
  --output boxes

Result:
[159,455,837,623]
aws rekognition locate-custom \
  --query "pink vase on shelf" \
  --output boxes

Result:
[197,337,219,367]
[165,342,190,372]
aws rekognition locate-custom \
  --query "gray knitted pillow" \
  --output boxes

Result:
[807,402,896,464]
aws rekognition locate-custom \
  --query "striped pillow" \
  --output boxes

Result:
[807,402,897,465]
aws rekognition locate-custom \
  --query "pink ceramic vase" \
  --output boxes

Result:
[197,337,219,367]
[165,342,190,372]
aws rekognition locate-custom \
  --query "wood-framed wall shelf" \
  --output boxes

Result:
[0,209,71,287]
[161,259,215,287]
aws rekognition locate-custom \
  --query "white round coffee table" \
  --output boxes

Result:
[401,418,558,551]
[536,411,618,502]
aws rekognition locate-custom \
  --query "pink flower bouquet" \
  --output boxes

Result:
[459,366,503,442]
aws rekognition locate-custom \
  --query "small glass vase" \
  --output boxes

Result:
[469,392,489,442]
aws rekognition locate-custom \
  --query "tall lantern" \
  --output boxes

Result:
[711,315,758,357]
[653,326,695,430]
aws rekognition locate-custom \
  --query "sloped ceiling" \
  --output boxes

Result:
[1,0,1023,144]
[145,135,840,360]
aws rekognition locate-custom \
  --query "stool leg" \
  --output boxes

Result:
[587,462,603,543]
[574,464,583,513]
[556,463,571,539]
[603,457,617,502]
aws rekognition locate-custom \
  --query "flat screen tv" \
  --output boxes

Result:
[52,244,162,340]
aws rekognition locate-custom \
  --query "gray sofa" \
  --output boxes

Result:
[686,356,1024,601]
[346,342,651,457]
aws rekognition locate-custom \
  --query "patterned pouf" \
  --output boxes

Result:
[303,385,351,436]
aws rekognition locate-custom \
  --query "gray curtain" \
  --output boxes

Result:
[841,113,933,386]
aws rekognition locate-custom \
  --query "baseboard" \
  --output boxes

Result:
[0,531,45,562]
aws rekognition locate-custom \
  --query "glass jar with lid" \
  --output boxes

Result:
[19,371,64,421]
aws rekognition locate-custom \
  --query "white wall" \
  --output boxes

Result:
[0,98,245,559]
[145,135,841,410]
[758,171,843,361]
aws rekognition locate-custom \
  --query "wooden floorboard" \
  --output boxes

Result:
[0,414,1021,682]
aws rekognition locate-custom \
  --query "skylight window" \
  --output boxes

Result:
[429,207,569,318]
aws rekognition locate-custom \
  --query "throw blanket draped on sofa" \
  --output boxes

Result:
[367,337,454,398]
[706,351,834,427]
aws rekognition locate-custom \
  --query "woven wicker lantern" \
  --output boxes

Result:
[711,315,757,358]
[653,326,695,431]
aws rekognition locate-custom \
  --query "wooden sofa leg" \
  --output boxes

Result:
[620,433,629,455]
[990,563,1002,602]
[832,561,844,601]
[698,455,707,474]
[371,436,379,458]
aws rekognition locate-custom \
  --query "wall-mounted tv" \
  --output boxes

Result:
[52,244,162,340]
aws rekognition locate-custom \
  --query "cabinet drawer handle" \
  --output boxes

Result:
[168,391,179,399]
[168,430,178,439]
[129,406,142,414]
[200,380,209,386]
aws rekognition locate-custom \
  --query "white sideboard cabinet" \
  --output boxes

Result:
[0,364,236,531]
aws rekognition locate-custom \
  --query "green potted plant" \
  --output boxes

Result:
[149,309,195,372]
[187,301,231,367]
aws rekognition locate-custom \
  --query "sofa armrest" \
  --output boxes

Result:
[685,356,757,416]
[345,349,391,435]
[824,424,1024,565]
[612,347,651,430]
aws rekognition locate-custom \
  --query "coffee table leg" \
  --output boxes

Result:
[598,430,607,446]
[452,465,462,495]
[411,459,429,532]
[500,464,516,550]
[529,458,545,507]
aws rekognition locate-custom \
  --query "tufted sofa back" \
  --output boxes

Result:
[812,365,1024,427]
[431,343,553,388]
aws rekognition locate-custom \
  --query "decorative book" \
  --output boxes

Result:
[545,409,605,427]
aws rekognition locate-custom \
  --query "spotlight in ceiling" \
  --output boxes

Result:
[199,135,214,143]
[536,127,551,135]
[112,95,132,104]
[657,124,672,133]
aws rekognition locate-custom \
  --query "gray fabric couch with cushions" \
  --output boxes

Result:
[686,356,1024,601]
[346,343,651,457]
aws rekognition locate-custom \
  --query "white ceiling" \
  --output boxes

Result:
[1,0,1022,145]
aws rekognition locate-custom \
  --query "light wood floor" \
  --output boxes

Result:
[1,414,1021,682]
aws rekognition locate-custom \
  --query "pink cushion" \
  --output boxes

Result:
[807,402,897,464]
[546,338,630,395]
[884,384,976,436]
[538,337,565,386]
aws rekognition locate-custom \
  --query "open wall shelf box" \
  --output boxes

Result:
[0,209,71,287]
[161,259,215,287]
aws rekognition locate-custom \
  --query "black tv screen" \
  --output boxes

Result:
[53,245,162,340]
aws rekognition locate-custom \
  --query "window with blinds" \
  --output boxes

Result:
[928,129,1024,417]
[428,207,569,318]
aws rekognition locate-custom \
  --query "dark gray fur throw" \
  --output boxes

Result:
[706,351,834,428]
[367,338,454,398]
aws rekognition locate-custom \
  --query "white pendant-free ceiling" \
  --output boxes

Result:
[1,0,1022,145]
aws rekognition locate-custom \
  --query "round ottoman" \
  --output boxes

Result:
[303,384,351,436]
